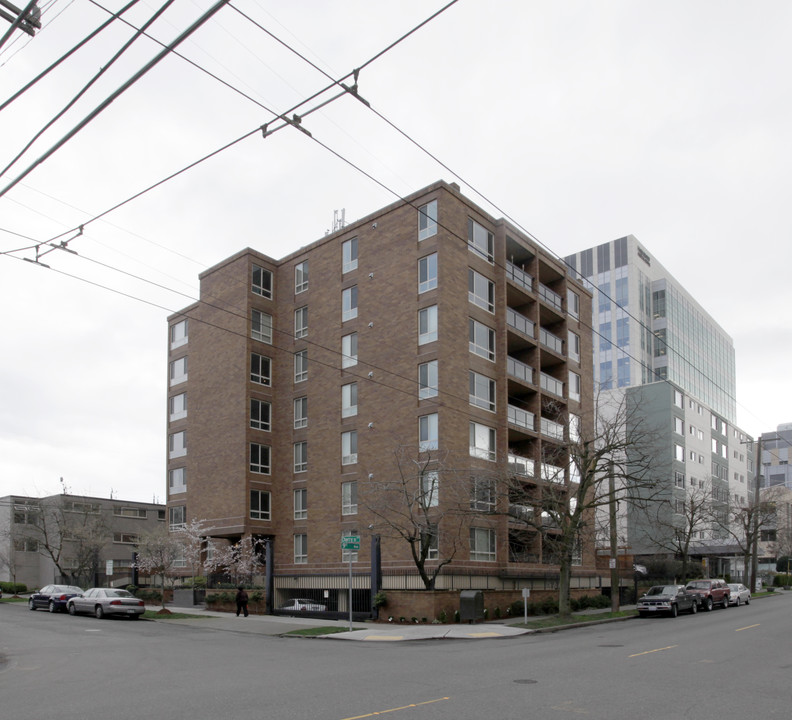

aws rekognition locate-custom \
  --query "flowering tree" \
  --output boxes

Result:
[208,535,265,586]
[172,519,211,585]
[135,529,180,609]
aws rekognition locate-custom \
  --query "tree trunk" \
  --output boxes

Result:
[557,557,572,617]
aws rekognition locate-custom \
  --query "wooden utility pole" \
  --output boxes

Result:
[609,461,620,612]
[0,0,41,50]
[749,435,763,593]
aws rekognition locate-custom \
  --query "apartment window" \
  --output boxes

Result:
[342,237,358,273]
[341,285,358,322]
[419,413,439,451]
[469,318,495,361]
[169,392,186,421]
[115,532,141,544]
[251,309,272,343]
[294,350,308,382]
[599,361,612,390]
[250,443,271,474]
[568,331,580,363]
[569,413,582,443]
[294,442,308,473]
[168,505,185,530]
[419,470,439,508]
[418,199,438,241]
[615,277,628,307]
[342,382,358,417]
[616,317,629,347]
[341,332,358,368]
[569,372,581,402]
[169,431,186,459]
[675,471,685,488]
[418,305,438,345]
[469,422,496,461]
[250,399,271,431]
[418,360,438,399]
[674,443,684,462]
[598,283,610,312]
[168,467,186,494]
[250,490,271,520]
[567,289,579,319]
[689,450,696,462]
[294,534,307,564]
[170,356,187,386]
[342,430,358,465]
[617,357,630,387]
[468,269,495,312]
[467,219,494,263]
[342,481,358,515]
[295,306,308,338]
[251,353,271,386]
[294,488,307,520]
[673,389,683,408]
[13,538,38,552]
[418,253,438,293]
[421,525,439,560]
[294,396,308,428]
[599,322,611,351]
[170,319,188,349]
[674,416,684,435]
[470,477,495,511]
[469,371,495,412]
[295,261,308,293]
[673,499,686,515]
[252,265,272,298]
[470,527,496,561]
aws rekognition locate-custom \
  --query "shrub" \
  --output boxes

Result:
[493,606,501,619]
[438,609,447,623]
[206,591,235,604]
[136,589,162,603]
[0,581,27,594]
[453,610,460,623]
[126,585,138,595]
[373,591,388,609]
[773,574,792,587]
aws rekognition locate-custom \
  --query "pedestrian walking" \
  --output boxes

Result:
[236,586,249,617]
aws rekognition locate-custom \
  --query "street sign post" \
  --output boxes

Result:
[341,536,361,630]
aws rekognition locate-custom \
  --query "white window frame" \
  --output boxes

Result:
[294,534,307,564]
[470,527,496,561]
[468,269,494,313]
[294,488,307,520]
[342,430,358,465]
[294,350,308,383]
[251,309,272,343]
[250,443,271,474]
[342,286,358,322]
[295,306,308,339]
[170,356,187,386]
[294,441,308,473]
[295,261,308,294]
[418,199,438,241]
[168,506,186,531]
[169,431,186,459]
[342,237,358,274]
[469,371,496,412]
[418,360,438,399]
[294,396,308,429]
[341,332,358,368]
[342,481,358,515]
[250,398,271,431]
[170,319,188,349]
[467,219,494,263]
[419,470,438,508]
[418,253,438,293]
[569,372,581,402]
[567,289,580,319]
[469,318,495,361]
[469,422,496,462]
[250,353,271,386]
[418,305,438,345]
[342,382,358,418]
[470,476,495,511]
[168,467,186,494]
[252,265,272,299]
[568,331,580,363]
[419,413,439,451]
[250,490,271,520]
[169,392,187,421]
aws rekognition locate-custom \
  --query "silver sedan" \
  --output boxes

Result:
[67,588,145,619]
[727,583,751,606]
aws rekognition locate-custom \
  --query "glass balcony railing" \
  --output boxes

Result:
[506,261,533,292]
[508,405,535,432]
[538,283,563,312]
[540,372,564,397]
[506,307,535,338]
[539,327,564,354]
[541,462,565,483]
[508,453,535,477]
[507,356,534,385]
[540,417,565,441]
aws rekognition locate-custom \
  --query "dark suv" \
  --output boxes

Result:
[685,579,730,611]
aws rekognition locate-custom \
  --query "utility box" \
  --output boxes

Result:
[459,590,484,622]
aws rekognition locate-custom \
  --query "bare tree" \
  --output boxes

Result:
[135,528,180,609]
[361,446,468,590]
[495,392,661,617]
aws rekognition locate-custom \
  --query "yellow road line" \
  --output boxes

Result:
[629,644,678,657]
[735,623,760,632]
[341,697,450,720]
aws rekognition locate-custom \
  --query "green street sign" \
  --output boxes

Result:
[341,535,360,550]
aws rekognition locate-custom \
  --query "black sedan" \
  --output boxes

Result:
[29,584,84,613]
[637,585,698,618]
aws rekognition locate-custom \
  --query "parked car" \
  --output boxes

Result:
[727,583,751,606]
[685,579,730,611]
[637,585,698,618]
[67,588,145,619]
[279,598,327,612]
[28,585,83,613]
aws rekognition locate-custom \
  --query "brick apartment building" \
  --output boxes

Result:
[166,180,595,612]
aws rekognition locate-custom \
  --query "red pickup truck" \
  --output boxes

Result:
[684,579,730,611]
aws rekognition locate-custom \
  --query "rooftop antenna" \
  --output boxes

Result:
[333,209,346,233]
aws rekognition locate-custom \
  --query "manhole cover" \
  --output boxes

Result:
[513,679,538,684]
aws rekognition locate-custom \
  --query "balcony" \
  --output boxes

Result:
[508,405,535,432]
[507,261,533,292]
[538,282,563,312]
[541,463,565,484]
[507,356,534,385]
[540,372,564,398]
[540,417,565,441]
[506,307,535,339]
[539,327,564,355]
[508,504,535,522]
[508,453,535,477]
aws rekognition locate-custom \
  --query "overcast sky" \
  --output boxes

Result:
[1,0,790,503]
